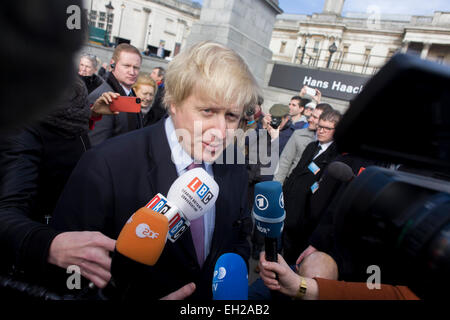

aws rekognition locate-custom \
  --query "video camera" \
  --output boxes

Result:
[332,53,450,299]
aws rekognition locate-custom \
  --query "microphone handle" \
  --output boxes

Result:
[264,237,285,300]
[264,237,278,262]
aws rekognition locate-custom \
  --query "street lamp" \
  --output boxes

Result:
[118,3,126,40]
[104,1,114,47]
[327,42,337,69]
[301,38,308,64]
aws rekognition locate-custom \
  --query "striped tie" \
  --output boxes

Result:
[186,162,205,267]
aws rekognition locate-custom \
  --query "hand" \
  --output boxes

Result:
[48,231,116,288]
[267,125,280,141]
[258,252,301,297]
[312,89,322,104]
[299,86,307,97]
[262,114,271,129]
[295,245,317,272]
[160,282,196,300]
[91,92,120,116]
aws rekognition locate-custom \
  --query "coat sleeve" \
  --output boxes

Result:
[274,132,297,184]
[0,129,60,276]
[51,147,115,237]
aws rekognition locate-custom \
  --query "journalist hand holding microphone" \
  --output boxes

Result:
[57,167,218,300]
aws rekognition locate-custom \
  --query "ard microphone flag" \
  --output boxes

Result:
[252,181,285,239]
[212,253,248,300]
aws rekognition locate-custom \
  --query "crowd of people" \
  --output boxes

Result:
[0,40,421,301]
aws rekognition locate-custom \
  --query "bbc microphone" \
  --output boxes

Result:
[252,181,285,262]
[147,167,219,242]
[212,253,248,300]
[99,207,169,300]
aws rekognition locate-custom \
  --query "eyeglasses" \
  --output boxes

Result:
[317,125,335,132]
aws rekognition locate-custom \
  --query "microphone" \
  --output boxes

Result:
[99,207,169,300]
[252,181,285,262]
[212,253,248,300]
[327,161,355,183]
[147,167,219,242]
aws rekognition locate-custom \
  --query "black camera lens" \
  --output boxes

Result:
[136,98,141,104]
[245,108,255,117]
[270,117,282,129]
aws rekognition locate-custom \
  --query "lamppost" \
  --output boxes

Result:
[327,42,337,69]
[118,3,126,40]
[104,1,114,47]
[301,38,308,64]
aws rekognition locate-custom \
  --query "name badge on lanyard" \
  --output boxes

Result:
[308,162,320,175]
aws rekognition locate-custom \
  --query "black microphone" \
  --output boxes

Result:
[327,161,355,183]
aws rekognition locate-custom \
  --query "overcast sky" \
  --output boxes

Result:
[195,0,450,16]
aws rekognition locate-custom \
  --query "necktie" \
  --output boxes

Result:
[186,162,205,267]
[311,143,322,161]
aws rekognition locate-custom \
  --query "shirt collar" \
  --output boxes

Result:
[164,117,213,175]
[121,84,132,96]
[318,140,333,152]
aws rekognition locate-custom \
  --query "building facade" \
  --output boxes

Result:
[270,0,450,76]
[84,0,200,58]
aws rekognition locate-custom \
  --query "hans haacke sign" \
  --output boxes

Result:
[268,63,370,101]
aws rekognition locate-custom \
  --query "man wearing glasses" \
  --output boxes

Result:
[281,109,342,264]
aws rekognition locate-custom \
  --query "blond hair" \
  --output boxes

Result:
[164,41,260,114]
[133,73,156,92]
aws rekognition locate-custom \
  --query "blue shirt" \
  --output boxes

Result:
[164,117,215,260]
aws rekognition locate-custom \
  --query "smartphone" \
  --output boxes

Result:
[109,96,142,113]
[305,87,316,97]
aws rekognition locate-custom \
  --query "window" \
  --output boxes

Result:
[98,22,105,29]
[313,40,320,53]
[279,41,287,54]
[99,11,106,22]
[90,10,97,21]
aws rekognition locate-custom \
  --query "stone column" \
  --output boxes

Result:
[185,0,283,86]
[140,7,152,51]
[420,42,431,59]
[401,41,409,53]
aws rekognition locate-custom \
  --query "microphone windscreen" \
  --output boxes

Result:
[167,167,219,221]
[116,207,169,266]
[252,181,285,238]
[212,253,248,300]
[327,161,355,182]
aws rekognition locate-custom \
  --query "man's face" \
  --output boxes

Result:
[78,57,96,76]
[303,107,313,117]
[316,119,336,144]
[308,108,323,130]
[169,92,243,163]
[112,51,141,89]
[288,99,303,117]
[150,68,163,82]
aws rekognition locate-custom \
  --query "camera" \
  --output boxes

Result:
[270,116,282,129]
[331,53,450,299]
[245,107,255,117]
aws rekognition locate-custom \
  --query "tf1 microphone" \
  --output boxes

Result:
[252,181,285,262]
[147,167,219,242]
[212,253,248,300]
[327,161,355,183]
[99,207,169,300]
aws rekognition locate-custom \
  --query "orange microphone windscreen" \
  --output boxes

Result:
[116,207,169,266]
